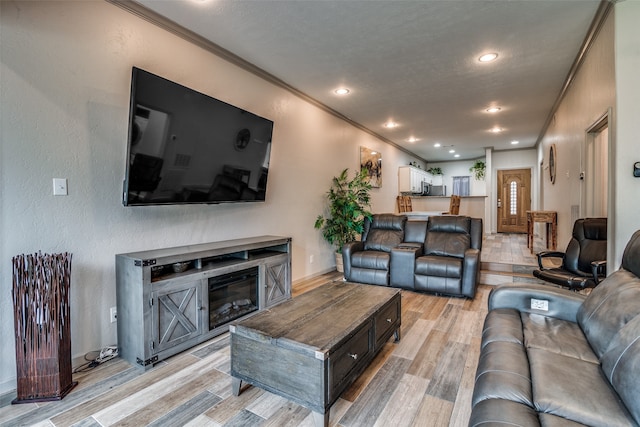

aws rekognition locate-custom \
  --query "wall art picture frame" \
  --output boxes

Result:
[360,146,382,188]
[549,144,557,184]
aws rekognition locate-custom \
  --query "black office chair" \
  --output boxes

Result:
[533,218,607,291]
[129,153,163,192]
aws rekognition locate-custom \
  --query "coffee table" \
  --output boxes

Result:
[229,281,401,427]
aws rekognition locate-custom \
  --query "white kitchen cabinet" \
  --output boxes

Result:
[399,166,429,193]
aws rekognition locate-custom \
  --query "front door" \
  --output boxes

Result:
[497,168,531,233]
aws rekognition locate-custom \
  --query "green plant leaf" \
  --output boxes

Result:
[314,168,373,253]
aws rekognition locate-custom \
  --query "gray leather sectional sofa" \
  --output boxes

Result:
[342,214,482,298]
[470,229,640,427]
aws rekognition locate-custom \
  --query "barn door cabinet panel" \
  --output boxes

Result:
[262,254,291,308]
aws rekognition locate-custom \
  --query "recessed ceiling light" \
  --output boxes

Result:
[383,121,398,129]
[407,137,419,143]
[334,88,350,95]
[434,143,441,148]
[489,127,503,133]
[449,149,455,154]
[454,154,460,158]
[486,107,501,113]
[511,140,520,145]
[479,52,498,62]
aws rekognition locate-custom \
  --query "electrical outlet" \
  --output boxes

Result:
[531,298,549,311]
[309,255,314,264]
[53,178,68,196]
[110,307,117,323]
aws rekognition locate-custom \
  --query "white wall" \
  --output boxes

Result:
[537,9,616,252]
[0,1,420,393]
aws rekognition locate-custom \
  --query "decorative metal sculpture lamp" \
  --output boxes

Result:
[12,252,77,403]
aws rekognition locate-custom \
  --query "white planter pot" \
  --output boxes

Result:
[335,252,344,273]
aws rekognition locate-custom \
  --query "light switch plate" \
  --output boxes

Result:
[53,178,68,196]
[531,298,549,311]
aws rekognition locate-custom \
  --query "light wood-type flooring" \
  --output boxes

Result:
[0,233,544,427]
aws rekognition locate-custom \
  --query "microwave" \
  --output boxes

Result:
[422,183,446,196]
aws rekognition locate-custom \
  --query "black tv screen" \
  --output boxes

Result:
[123,67,273,206]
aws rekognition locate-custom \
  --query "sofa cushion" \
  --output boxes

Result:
[424,216,471,258]
[363,229,403,252]
[362,214,405,252]
[350,251,390,270]
[472,340,533,408]
[428,215,471,234]
[346,267,389,287]
[621,229,640,278]
[600,314,640,425]
[415,255,462,278]
[529,348,636,426]
[480,308,524,349]
[522,313,598,363]
[468,399,539,427]
[538,413,601,427]
[403,220,428,244]
[577,271,640,358]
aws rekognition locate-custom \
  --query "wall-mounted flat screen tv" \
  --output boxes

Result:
[123,67,274,206]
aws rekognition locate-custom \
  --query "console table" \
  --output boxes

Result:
[230,281,401,427]
[116,236,291,370]
[526,211,557,254]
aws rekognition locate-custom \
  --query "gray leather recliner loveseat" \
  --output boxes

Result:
[469,229,640,427]
[342,214,482,298]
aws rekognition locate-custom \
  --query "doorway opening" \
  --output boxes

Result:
[583,112,610,218]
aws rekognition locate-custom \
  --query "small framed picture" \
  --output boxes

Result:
[360,146,382,188]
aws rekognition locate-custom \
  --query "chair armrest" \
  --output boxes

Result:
[461,248,481,298]
[390,245,422,289]
[591,260,607,285]
[536,250,566,269]
[488,284,586,322]
[342,241,364,281]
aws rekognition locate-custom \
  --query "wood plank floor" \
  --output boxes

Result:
[0,273,491,427]
[2,233,546,427]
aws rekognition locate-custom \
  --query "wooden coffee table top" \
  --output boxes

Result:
[231,280,400,359]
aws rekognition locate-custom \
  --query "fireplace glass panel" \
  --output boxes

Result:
[208,267,258,330]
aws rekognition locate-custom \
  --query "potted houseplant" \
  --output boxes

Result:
[470,159,486,180]
[314,168,372,272]
[427,167,443,175]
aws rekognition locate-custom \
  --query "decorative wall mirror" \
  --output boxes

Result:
[549,144,557,184]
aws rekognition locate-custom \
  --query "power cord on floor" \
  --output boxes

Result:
[73,345,119,373]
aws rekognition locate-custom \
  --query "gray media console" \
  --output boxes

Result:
[115,235,292,370]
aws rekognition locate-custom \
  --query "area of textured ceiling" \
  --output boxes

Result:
[135,0,602,162]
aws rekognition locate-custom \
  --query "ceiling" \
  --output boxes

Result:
[131,0,603,162]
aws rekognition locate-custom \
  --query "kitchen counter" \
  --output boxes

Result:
[404,195,487,223]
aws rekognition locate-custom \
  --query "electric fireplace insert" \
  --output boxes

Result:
[208,267,258,330]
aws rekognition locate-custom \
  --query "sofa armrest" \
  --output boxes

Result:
[488,284,586,322]
[461,248,480,298]
[536,250,565,269]
[342,241,364,281]
[390,245,422,289]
